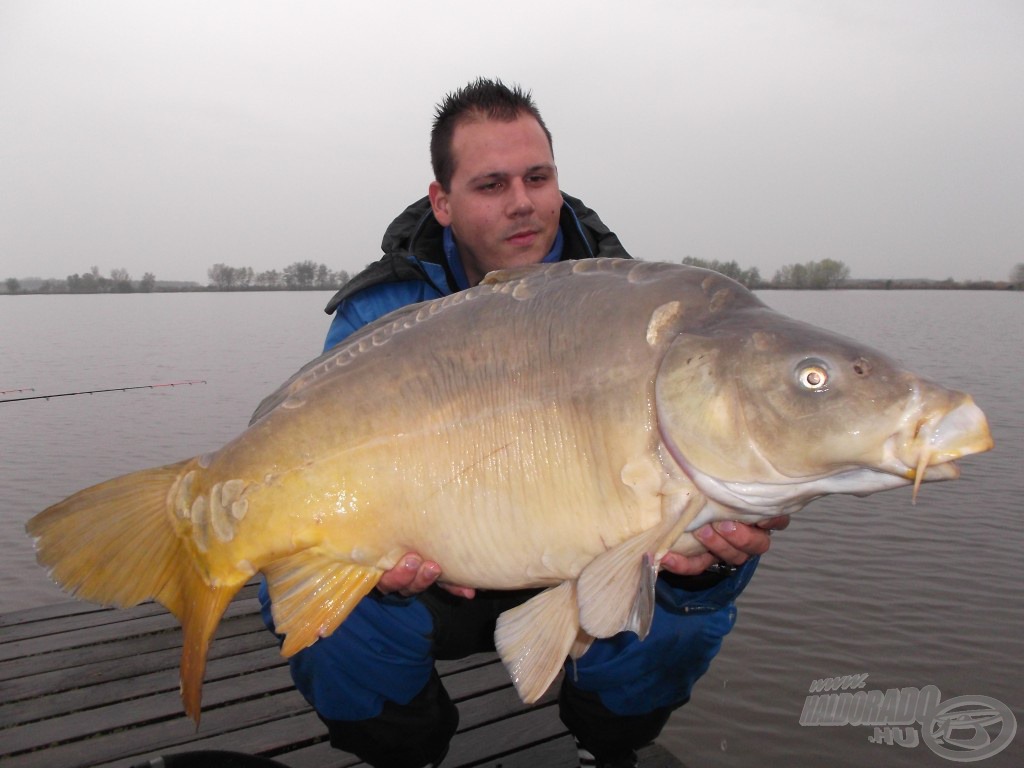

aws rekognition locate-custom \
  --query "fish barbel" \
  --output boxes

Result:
[26,259,992,723]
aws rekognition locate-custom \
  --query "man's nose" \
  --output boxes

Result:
[506,180,535,216]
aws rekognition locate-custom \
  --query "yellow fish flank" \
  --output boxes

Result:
[26,259,993,724]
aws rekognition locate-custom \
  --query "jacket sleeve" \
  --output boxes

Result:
[323,280,441,353]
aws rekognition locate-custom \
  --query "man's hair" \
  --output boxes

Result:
[430,77,553,191]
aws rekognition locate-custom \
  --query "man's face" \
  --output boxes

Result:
[429,115,562,286]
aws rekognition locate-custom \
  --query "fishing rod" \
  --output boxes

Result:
[0,387,35,395]
[0,380,207,404]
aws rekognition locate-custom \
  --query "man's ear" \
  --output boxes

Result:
[428,180,452,226]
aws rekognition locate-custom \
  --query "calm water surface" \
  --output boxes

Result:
[1,289,1020,767]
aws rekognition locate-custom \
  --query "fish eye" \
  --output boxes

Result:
[797,362,829,391]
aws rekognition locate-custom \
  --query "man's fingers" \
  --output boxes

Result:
[660,551,718,576]
[375,555,422,595]
[695,524,749,564]
[400,561,441,596]
[757,514,791,532]
[375,553,474,599]
[694,519,778,564]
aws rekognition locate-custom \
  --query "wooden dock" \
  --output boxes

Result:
[1,585,685,767]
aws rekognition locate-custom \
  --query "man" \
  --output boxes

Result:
[260,78,786,768]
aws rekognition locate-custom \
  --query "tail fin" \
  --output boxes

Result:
[26,459,239,725]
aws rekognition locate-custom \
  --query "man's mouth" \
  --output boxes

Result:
[506,230,538,247]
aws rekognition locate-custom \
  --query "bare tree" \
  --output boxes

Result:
[1011,263,1024,288]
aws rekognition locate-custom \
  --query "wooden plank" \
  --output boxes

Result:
[0,609,268,681]
[473,735,580,767]
[2,687,312,768]
[0,584,262,644]
[2,664,297,755]
[0,600,170,644]
[0,594,263,664]
[91,729,686,768]
[1,655,544,766]
[0,594,685,768]
[1,627,278,712]
[259,726,578,768]
[1,642,285,727]
[0,611,180,662]
[1,612,272,690]
[109,688,568,768]
[0,601,117,632]
[98,712,346,768]
[444,658,525,701]
[445,702,570,765]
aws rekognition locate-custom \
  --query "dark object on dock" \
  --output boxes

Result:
[131,751,289,767]
[1,584,686,767]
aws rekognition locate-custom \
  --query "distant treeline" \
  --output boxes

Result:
[681,257,1023,291]
[206,262,351,290]
[2,261,352,295]
[4,260,1023,295]
[681,256,851,289]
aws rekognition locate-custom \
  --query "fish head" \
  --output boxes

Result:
[654,305,993,518]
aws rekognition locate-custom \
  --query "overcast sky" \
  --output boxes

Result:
[2,0,1022,284]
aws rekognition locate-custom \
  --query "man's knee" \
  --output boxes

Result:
[321,670,459,768]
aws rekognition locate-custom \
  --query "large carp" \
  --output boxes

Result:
[27,259,992,724]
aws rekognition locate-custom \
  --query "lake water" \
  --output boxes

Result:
[1,288,1020,766]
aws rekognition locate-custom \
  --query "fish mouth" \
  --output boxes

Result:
[885,398,994,502]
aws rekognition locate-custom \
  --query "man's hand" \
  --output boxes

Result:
[376,554,476,599]
[660,516,790,576]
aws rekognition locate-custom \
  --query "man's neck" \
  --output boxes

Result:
[442,227,565,289]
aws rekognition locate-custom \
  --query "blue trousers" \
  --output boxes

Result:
[259,559,756,767]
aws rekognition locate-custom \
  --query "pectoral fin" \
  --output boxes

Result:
[577,497,702,639]
[575,526,664,639]
[264,552,382,656]
[495,580,579,704]
[627,554,659,639]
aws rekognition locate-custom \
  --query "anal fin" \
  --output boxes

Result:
[495,580,579,704]
[264,551,382,657]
